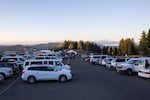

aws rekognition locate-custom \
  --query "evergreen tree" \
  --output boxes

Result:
[119,38,137,56]
[146,29,150,56]
[139,31,148,56]
[77,41,84,50]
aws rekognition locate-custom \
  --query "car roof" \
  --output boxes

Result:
[25,64,54,68]
[25,59,62,62]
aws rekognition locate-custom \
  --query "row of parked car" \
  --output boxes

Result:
[82,54,150,78]
[0,51,73,84]
[0,56,24,84]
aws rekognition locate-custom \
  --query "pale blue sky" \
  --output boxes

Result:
[0,0,150,45]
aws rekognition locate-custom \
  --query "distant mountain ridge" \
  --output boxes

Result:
[0,42,63,53]
[0,40,119,53]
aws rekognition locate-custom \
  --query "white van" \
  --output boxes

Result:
[90,55,111,64]
[90,55,101,64]
[23,59,71,71]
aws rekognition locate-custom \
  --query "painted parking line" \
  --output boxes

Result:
[0,77,20,96]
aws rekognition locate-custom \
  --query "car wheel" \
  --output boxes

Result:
[59,75,67,83]
[126,69,132,75]
[116,69,120,73]
[0,74,4,83]
[28,76,36,84]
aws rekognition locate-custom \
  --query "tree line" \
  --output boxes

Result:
[52,29,150,56]
[139,29,150,56]
[53,40,102,53]
[52,40,118,55]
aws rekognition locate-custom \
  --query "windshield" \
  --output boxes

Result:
[19,58,25,61]
[127,59,138,64]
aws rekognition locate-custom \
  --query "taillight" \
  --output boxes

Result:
[144,72,150,74]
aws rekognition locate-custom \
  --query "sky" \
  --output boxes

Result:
[0,0,150,45]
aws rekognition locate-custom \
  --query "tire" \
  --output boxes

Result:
[59,75,67,83]
[0,74,4,83]
[28,76,36,84]
[126,69,132,75]
[0,73,5,79]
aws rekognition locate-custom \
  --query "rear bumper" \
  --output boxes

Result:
[138,72,150,78]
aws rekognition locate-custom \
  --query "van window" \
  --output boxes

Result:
[28,67,47,71]
[48,61,53,65]
[44,61,47,64]
[35,57,45,59]
[31,61,43,65]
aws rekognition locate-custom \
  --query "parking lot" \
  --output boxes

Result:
[0,58,150,100]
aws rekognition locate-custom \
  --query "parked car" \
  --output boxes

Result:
[90,55,111,64]
[1,56,26,71]
[102,58,113,66]
[98,55,112,65]
[84,56,90,62]
[0,65,13,79]
[116,57,150,75]
[0,61,19,74]
[111,58,130,68]
[23,59,71,71]
[138,68,150,78]
[138,59,150,78]
[89,55,101,64]
[22,65,72,83]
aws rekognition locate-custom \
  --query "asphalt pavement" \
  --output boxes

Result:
[0,58,150,100]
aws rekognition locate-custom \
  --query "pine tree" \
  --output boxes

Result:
[139,31,148,56]
[146,29,150,56]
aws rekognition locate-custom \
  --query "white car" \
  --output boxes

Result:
[22,65,72,83]
[102,58,113,66]
[111,58,129,68]
[90,55,111,64]
[1,56,26,71]
[90,55,101,64]
[138,68,150,78]
[116,57,150,75]
[0,67,13,78]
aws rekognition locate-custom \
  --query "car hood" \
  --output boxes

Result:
[120,63,133,68]
[65,65,71,69]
